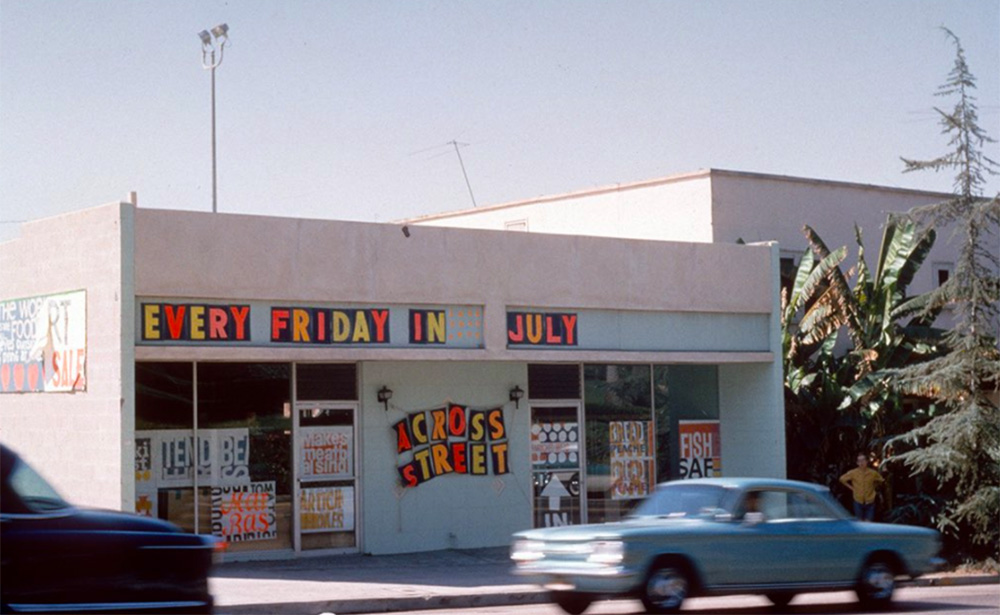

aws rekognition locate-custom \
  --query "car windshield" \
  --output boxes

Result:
[630,484,729,518]
[6,457,71,513]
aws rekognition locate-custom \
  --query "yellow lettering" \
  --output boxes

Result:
[352,312,370,342]
[294,309,310,342]
[333,311,350,342]
[427,311,446,343]
[190,305,206,340]
[143,304,161,340]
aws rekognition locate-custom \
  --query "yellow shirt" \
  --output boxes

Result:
[839,467,884,505]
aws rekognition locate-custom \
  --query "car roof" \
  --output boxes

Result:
[660,477,832,494]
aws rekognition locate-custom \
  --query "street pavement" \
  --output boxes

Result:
[210,547,998,615]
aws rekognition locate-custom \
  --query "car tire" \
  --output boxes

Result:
[766,592,795,607]
[856,558,896,608]
[550,590,592,615]
[641,564,689,614]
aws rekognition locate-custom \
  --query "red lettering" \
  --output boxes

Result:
[395,420,413,454]
[271,309,289,341]
[316,310,327,342]
[401,463,418,487]
[209,307,228,339]
[448,405,467,437]
[545,315,562,344]
[561,314,577,345]
[370,309,389,342]
[164,305,187,340]
[451,442,468,474]
[508,314,524,343]
[230,306,250,340]
[412,311,423,342]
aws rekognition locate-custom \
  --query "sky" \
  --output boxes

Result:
[1,1,998,243]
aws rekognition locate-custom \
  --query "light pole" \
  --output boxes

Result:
[199,23,229,213]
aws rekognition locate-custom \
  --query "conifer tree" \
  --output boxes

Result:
[890,28,1000,555]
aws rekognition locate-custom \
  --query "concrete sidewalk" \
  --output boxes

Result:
[210,548,999,615]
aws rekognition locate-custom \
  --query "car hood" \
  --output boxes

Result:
[32,506,187,534]
[515,516,705,541]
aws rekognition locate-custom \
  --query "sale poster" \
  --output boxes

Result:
[0,290,87,393]
[678,420,721,479]
[300,426,353,479]
[609,420,655,500]
[300,486,355,533]
[211,481,277,542]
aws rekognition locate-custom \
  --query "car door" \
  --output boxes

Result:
[698,489,820,588]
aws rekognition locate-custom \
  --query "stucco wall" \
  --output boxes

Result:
[0,203,133,509]
[360,361,529,554]
[709,172,952,298]
[407,173,714,243]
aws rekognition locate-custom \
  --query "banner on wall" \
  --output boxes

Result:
[609,420,655,500]
[1,290,86,393]
[300,486,355,533]
[394,404,509,487]
[211,481,277,542]
[678,420,721,479]
[300,426,353,479]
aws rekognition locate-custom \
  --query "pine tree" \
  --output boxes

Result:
[890,28,1000,556]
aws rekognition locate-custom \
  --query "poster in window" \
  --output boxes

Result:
[300,426,353,479]
[531,422,579,469]
[137,429,250,488]
[211,481,277,542]
[609,420,655,500]
[299,486,355,533]
[678,420,721,479]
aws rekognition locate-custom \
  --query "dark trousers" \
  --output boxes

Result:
[854,501,876,521]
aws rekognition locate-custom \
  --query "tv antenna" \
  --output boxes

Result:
[411,140,478,208]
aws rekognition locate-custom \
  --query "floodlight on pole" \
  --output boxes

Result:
[199,23,229,213]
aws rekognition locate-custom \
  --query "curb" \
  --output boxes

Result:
[215,575,998,615]
[215,589,548,615]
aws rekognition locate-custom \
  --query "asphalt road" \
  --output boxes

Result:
[383,584,999,615]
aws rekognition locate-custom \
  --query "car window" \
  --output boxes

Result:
[3,457,71,514]
[631,484,728,517]
[734,488,843,522]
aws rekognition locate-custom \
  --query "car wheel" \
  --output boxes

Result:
[641,565,689,614]
[766,592,795,607]
[550,590,592,615]
[856,558,896,607]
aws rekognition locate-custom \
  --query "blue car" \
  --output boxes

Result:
[1,444,217,614]
[511,477,943,614]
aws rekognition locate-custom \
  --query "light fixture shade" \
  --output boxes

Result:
[211,23,229,39]
[198,30,212,45]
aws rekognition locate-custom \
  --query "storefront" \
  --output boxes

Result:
[1,202,785,558]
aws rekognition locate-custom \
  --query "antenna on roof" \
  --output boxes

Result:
[447,140,477,208]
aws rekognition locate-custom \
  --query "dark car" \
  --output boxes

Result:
[1,444,217,614]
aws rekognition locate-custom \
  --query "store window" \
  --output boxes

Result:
[135,362,194,531]
[584,365,653,523]
[135,362,293,555]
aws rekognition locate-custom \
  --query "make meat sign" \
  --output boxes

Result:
[395,405,509,487]
[300,426,352,479]
[211,481,277,542]
[678,420,721,479]
[0,290,87,393]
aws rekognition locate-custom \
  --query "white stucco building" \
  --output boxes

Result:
[407,169,956,299]
[1,201,784,558]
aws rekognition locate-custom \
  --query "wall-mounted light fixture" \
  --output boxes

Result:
[509,385,524,409]
[377,386,393,411]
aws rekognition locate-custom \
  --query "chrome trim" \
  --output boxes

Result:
[7,601,209,613]
[705,581,854,593]
[139,544,215,550]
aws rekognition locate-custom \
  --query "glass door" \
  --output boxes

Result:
[530,404,584,527]
[293,402,359,552]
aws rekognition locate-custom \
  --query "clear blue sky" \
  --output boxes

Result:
[2,1,997,243]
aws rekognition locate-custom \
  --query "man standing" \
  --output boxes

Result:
[840,452,885,521]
